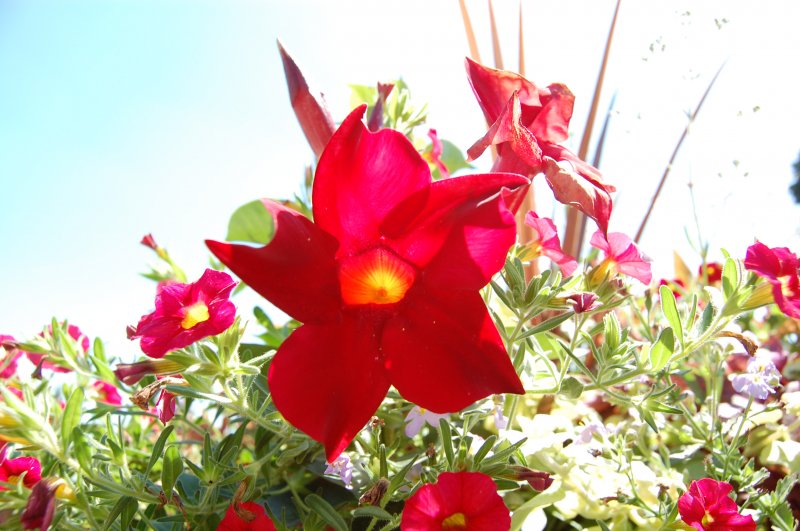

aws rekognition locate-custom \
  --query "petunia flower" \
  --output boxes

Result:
[217,501,276,531]
[25,324,90,373]
[92,381,123,406]
[130,269,237,358]
[743,241,800,318]
[0,454,41,489]
[523,212,577,276]
[698,262,723,283]
[0,335,21,379]
[464,58,615,234]
[731,353,781,400]
[207,107,527,460]
[401,471,511,530]
[589,230,652,285]
[404,406,450,438]
[324,454,354,487]
[677,478,756,531]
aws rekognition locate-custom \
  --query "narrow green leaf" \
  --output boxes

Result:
[722,257,739,298]
[102,496,136,530]
[120,496,138,530]
[226,200,274,244]
[518,312,574,340]
[61,388,84,450]
[352,506,393,521]
[72,428,93,471]
[439,419,455,469]
[660,285,684,347]
[649,327,675,372]
[162,445,183,495]
[473,435,497,466]
[305,494,347,531]
[145,425,174,477]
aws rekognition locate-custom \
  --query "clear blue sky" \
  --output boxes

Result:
[2,0,798,360]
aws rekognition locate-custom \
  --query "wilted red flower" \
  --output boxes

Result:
[678,478,756,531]
[24,324,90,373]
[465,58,615,234]
[92,381,122,406]
[0,335,21,379]
[20,477,72,530]
[207,107,526,460]
[130,269,237,358]
[698,262,722,283]
[401,471,510,530]
[743,241,800,319]
[218,501,276,531]
[0,454,41,489]
[590,230,652,285]
[524,211,577,276]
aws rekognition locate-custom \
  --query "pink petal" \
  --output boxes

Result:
[465,57,544,125]
[525,212,577,276]
[542,156,613,236]
[529,83,574,144]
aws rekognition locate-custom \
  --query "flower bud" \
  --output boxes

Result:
[114,359,183,385]
[506,466,553,491]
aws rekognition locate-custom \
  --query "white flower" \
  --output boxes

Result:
[403,406,449,437]
[731,352,781,400]
[324,454,353,487]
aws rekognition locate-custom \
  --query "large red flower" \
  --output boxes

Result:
[744,241,800,318]
[401,471,510,530]
[130,269,237,358]
[0,454,41,489]
[464,58,615,234]
[677,479,756,531]
[207,107,527,460]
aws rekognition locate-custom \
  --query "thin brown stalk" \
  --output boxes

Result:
[562,0,623,258]
[458,0,482,63]
[634,62,725,243]
[488,0,504,69]
[518,0,525,76]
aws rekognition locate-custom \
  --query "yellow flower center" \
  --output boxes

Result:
[181,302,210,329]
[702,510,715,526]
[442,512,468,529]
[339,248,415,306]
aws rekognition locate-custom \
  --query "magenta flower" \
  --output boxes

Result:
[744,241,800,318]
[0,454,41,489]
[25,324,90,373]
[423,128,450,179]
[524,212,577,276]
[565,292,601,314]
[678,478,756,530]
[130,269,237,358]
[156,386,177,423]
[404,406,450,438]
[92,381,123,406]
[589,230,652,285]
[0,335,21,379]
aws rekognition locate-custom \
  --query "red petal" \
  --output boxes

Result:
[267,315,390,461]
[435,472,510,526]
[529,84,575,144]
[312,106,432,257]
[542,156,613,235]
[206,200,340,324]
[277,42,336,159]
[383,289,523,413]
[465,58,543,125]
[385,173,528,290]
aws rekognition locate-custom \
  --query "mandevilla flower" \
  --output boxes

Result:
[523,211,577,276]
[0,335,21,378]
[404,406,449,438]
[401,471,511,530]
[25,324,90,373]
[743,241,800,318]
[731,353,781,400]
[130,269,237,358]
[677,478,756,531]
[589,230,652,285]
[0,454,41,489]
[207,106,527,459]
[464,58,615,234]
[217,501,276,531]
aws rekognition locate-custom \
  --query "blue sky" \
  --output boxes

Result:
[2,0,798,359]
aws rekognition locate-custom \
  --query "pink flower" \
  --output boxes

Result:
[0,454,41,489]
[678,478,756,531]
[423,129,450,179]
[0,335,21,379]
[524,212,577,276]
[565,292,601,314]
[130,269,237,358]
[217,501,276,531]
[25,324,90,373]
[92,381,123,406]
[156,386,177,423]
[404,406,449,437]
[589,230,652,285]
[401,471,510,530]
[744,242,800,319]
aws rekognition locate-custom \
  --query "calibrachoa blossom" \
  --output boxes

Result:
[0,335,21,378]
[731,353,781,400]
[218,501,276,531]
[0,454,41,489]
[589,230,652,285]
[698,261,723,283]
[207,107,526,459]
[25,324,90,373]
[677,478,756,531]
[524,211,577,276]
[20,477,74,531]
[324,454,354,487]
[92,381,123,406]
[404,406,450,437]
[565,292,601,314]
[743,241,800,318]
[130,269,237,358]
[401,471,511,530]
[464,58,615,234]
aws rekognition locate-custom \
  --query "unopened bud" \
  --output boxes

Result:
[507,466,554,492]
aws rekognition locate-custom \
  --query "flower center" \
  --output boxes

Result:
[701,510,715,526]
[339,248,415,306]
[442,512,468,529]
[181,302,210,329]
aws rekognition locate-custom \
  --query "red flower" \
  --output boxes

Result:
[698,262,722,283]
[464,59,615,234]
[0,335,21,378]
[25,324,89,373]
[92,381,122,406]
[401,471,510,530]
[207,107,526,460]
[130,269,237,358]
[423,128,450,179]
[678,478,756,531]
[156,386,177,423]
[20,477,71,530]
[0,454,41,489]
[659,278,686,299]
[589,230,652,285]
[218,501,276,531]
[524,212,577,276]
[744,241,800,318]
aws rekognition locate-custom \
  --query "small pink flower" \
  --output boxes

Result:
[524,212,577,276]
[130,269,237,358]
[156,387,177,423]
[404,406,449,438]
[565,292,601,314]
[0,335,21,379]
[0,454,41,489]
[423,129,450,179]
[744,241,800,319]
[678,478,755,530]
[324,454,354,487]
[590,230,652,285]
[25,324,90,373]
[93,381,123,406]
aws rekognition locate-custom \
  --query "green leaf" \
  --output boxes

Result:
[559,376,584,399]
[102,496,137,530]
[72,428,93,471]
[226,200,274,244]
[649,327,675,372]
[61,388,84,450]
[305,494,348,531]
[145,425,174,477]
[439,419,455,469]
[722,256,739,298]
[352,506,393,521]
[518,312,574,340]
[162,445,183,495]
[660,285,684,347]
[473,435,497,466]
